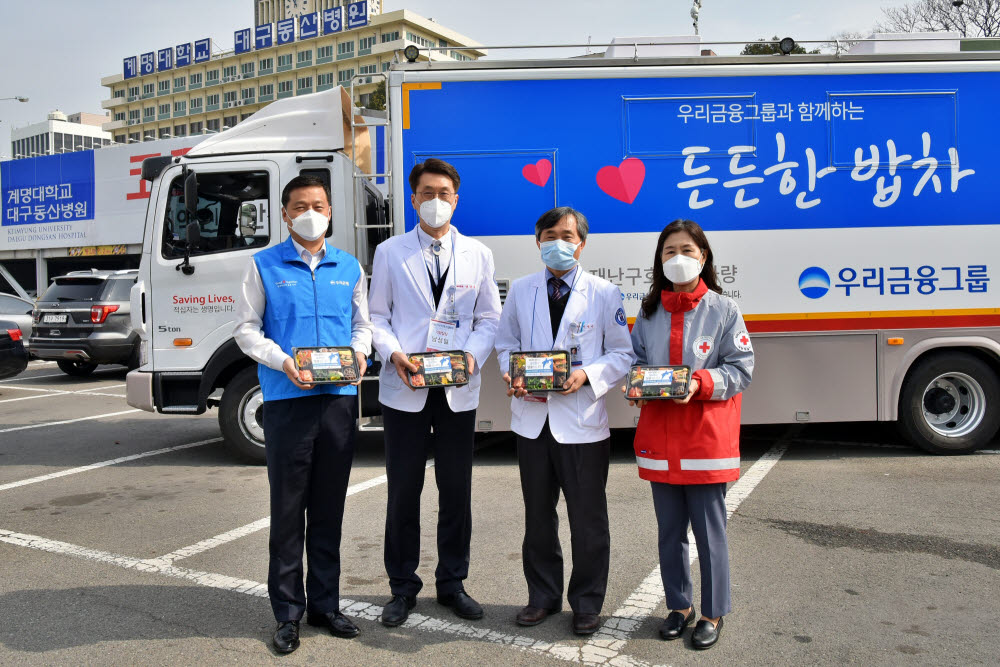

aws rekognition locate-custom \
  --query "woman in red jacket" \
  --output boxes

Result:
[628,219,754,650]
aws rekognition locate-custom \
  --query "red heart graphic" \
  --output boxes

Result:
[522,158,552,187]
[596,157,646,204]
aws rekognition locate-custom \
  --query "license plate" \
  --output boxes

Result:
[42,314,67,324]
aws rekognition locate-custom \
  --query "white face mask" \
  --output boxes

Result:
[418,198,454,229]
[287,208,329,241]
[663,255,703,285]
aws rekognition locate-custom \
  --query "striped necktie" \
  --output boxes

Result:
[548,277,565,300]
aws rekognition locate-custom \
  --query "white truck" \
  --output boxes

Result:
[126,39,1000,462]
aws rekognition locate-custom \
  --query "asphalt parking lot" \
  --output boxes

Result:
[1,360,998,666]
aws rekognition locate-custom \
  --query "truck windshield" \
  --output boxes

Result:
[161,170,270,259]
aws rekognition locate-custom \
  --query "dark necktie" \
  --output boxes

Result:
[548,277,565,300]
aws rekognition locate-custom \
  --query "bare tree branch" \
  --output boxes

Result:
[875,0,1000,37]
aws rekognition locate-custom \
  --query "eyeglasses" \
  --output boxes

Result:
[416,190,456,201]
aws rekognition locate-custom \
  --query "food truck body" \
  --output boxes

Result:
[127,38,1000,460]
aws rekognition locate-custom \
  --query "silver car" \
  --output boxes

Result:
[0,293,35,342]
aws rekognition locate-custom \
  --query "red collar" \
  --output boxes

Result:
[660,279,709,313]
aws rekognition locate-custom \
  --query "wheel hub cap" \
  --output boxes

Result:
[921,372,986,438]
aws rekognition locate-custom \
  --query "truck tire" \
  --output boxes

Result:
[57,360,98,377]
[218,367,267,464]
[897,352,1000,454]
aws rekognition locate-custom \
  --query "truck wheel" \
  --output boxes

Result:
[898,352,1000,455]
[218,367,267,464]
[57,360,98,377]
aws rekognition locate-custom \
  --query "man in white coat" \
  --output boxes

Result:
[495,206,635,636]
[368,158,502,627]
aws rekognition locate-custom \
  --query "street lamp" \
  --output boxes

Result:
[1,96,29,103]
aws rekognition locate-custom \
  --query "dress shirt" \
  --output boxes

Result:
[233,239,373,372]
[545,265,579,299]
[416,225,453,281]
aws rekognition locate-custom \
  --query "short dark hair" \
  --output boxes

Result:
[281,175,331,209]
[409,158,460,193]
[534,206,589,241]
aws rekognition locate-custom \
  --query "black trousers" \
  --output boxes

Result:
[382,388,477,598]
[517,421,611,615]
[262,393,357,622]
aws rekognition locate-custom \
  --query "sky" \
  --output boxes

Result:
[0,0,911,155]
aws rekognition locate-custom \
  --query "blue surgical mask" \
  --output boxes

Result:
[540,240,580,271]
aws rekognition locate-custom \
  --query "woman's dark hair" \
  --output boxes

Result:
[639,219,723,318]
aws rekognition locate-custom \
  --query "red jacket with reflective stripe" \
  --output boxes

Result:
[630,281,754,485]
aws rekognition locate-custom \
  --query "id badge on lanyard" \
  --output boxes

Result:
[426,287,460,351]
[569,321,585,368]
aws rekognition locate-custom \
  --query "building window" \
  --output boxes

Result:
[259,57,274,71]
[174,76,186,88]
[207,69,220,83]
[129,109,140,122]
[207,93,220,105]
[359,36,375,54]
[189,72,203,86]
[128,132,141,143]
[223,115,238,129]
[259,83,274,97]
[223,91,238,105]
[337,68,354,84]
[113,88,125,98]
[380,31,400,43]
[277,54,293,69]
[297,76,313,90]
[174,124,187,137]
[174,100,186,113]
[317,73,335,88]
[317,45,333,61]
[143,106,155,119]
[337,41,355,59]
[241,62,255,77]
[406,32,434,48]
[190,97,203,112]
[114,112,125,121]
[159,103,170,114]
[143,82,155,96]
[206,118,221,132]
[190,121,204,134]
[159,128,171,139]
[452,52,473,62]
[382,62,391,72]
[128,85,139,99]
[242,87,255,101]
[158,80,170,94]
[115,134,126,144]
[297,50,313,68]
[223,65,238,80]
[278,80,293,93]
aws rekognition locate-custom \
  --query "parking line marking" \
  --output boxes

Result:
[0,525,643,664]
[0,437,222,493]
[78,384,126,392]
[0,391,72,404]
[579,441,790,664]
[0,372,66,383]
[151,464,434,565]
[0,409,140,434]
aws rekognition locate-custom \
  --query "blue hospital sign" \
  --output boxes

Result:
[194,38,212,63]
[299,13,319,39]
[175,43,192,67]
[255,23,273,49]
[347,1,368,29]
[157,48,173,71]
[139,52,155,75]
[234,28,252,54]
[2,152,96,227]
[123,56,137,79]
[276,18,295,45]
[323,7,343,34]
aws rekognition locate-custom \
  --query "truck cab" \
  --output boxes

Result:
[126,87,388,462]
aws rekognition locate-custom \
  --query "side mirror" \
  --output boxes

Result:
[184,172,198,216]
[185,220,201,246]
[239,203,258,237]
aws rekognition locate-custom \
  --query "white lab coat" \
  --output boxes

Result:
[368,227,502,413]
[495,268,636,444]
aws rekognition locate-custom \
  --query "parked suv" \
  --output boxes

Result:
[31,270,139,376]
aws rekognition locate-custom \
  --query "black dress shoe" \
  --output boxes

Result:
[272,620,300,654]
[516,605,560,626]
[381,594,417,627]
[306,610,360,639]
[691,617,723,650]
[659,609,696,640]
[437,590,484,620]
[572,612,600,635]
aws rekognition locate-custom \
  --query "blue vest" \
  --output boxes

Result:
[254,237,361,402]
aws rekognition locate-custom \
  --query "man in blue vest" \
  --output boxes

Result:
[234,174,373,654]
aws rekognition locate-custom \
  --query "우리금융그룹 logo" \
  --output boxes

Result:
[798,267,830,299]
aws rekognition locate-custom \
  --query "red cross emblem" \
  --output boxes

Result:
[693,336,714,358]
[699,341,712,354]
[739,335,749,346]
[733,331,752,352]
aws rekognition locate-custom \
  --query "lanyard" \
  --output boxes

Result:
[420,229,458,315]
